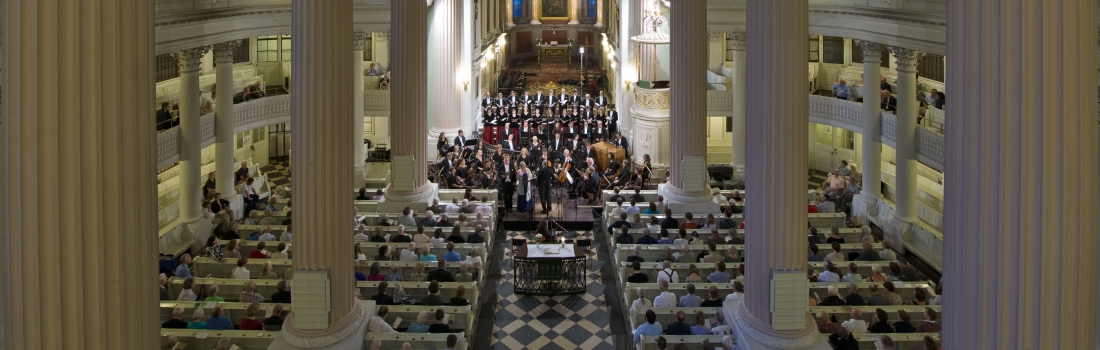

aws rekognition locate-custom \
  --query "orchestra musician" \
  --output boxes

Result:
[570,134,585,153]
[437,133,451,158]
[501,134,518,153]
[499,154,516,213]
[641,154,653,183]
[603,154,620,179]
[454,130,470,155]
[480,166,496,189]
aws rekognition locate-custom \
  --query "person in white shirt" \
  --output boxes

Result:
[258,226,277,241]
[475,198,493,215]
[652,280,678,307]
[655,261,680,284]
[630,287,653,314]
[655,195,667,213]
[711,188,727,204]
[280,225,293,242]
[817,261,841,282]
[353,226,370,243]
[841,308,869,333]
[610,199,626,218]
[710,310,733,336]
[366,306,398,333]
[878,241,897,261]
[399,243,419,262]
[231,257,251,279]
[724,280,745,304]
[445,198,462,214]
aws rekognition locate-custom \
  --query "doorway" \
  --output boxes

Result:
[812,123,855,173]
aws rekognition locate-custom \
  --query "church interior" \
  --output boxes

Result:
[1,0,1098,349]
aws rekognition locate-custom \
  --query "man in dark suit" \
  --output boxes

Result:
[536,159,555,213]
[453,130,468,151]
[660,209,680,229]
[534,89,546,111]
[613,132,629,149]
[581,94,595,109]
[156,102,173,131]
[501,134,518,153]
[499,155,516,213]
[880,90,898,113]
[595,91,608,107]
[427,259,454,282]
[607,105,619,135]
[371,281,394,305]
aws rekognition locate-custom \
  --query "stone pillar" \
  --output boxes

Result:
[1,0,159,347]
[729,32,747,180]
[506,0,515,27]
[429,0,463,140]
[174,47,211,224]
[944,0,1098,348]
[657,0,713,211]
[595,0,604,27]
[353,33,369,188]
[885,46,923,250]
[568,0,580,24]
[618,0,641,140]
[382,0,436,209]
[213,41,241,202]
[531,0,542,25]
[851,40,883,221]
[732,0,829,349]
[277,0,366,346]
[707,32,725,73]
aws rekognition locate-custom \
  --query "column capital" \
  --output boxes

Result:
[173,46,211,73]
[854,40,884,63]
[353,32,370,50]
[889,46,925,72]
[709,32,725,41]
[212,40,241,63]
[728,32,747,51]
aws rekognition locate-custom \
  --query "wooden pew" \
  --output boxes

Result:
[623,282,932,306]
[850,333,940,350]
[809,305,942,324]
[614,243,867,265]
[364,332,469,350]
[354,200,496,216]
[609,227,866,246]
[190,258,485,285]
[629,307,725,330]
[618,261,896,285]
[235,241,490,263]
[383,305,473,335]
[602,189,817,203]
[160,301,290,327]
[160,329,274,350]
[636,335,729,350]
[604,213,847,231]
[237,225,497,245]
[168,278,479,305]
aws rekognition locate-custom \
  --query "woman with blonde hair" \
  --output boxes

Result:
[410,262,427,282]
[205,284,225,302]
[259,261,279,279]
[465,246,483,266]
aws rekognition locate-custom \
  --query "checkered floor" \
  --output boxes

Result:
[482,230,624,350]
[260,161,291,189]
[808,169,830,191]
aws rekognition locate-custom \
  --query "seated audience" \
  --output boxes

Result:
[205,305,234,330]
[679,283,702,307]
[205,285,226,302]
[239,280,265,303]
[700,286,724,307]
[162,306,188,329]
[454,262,474,282]
[844,282,865,306]
[653,280,677,307]
[420,281,444,306]
[409,262,428,282]
[450,285,470,306]
[841,308,868,333]
[829,328,860,350]
[367,305,399,333]
[428,259,454,282]
[400,243,419,262]
[187,309,207,329]
[271,280,292,303]
[869,308,894,333]
[231,257,251,279]
[690,311,711,335]
[819,285,846,306]
[816,310,840,334]
[407,311,432,333]
[428,308,452,333]
[371,281,394,305]
[239,302,265,330]
[915,307,941,332]
[630,287,652,314]
[178,277,197,301]
[263,303,285,330]
[633,310,663,343]
[174,254,192,278]
[707,261,730,283]
[627,261,649,283]
[443,242,462,262]
[665,309,692,335]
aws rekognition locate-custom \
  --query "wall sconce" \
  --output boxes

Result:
[463,81,469,91]
[480,61,487,69]
[625,80,633,90]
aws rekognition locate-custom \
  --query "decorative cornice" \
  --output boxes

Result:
[808,9,945,27]
[374,32,390,42]
[353,32,370,50]
[212,40,241,63]
[889,46,925,72]
[156,9,292,27]
[173,46,210,72]
[854,40,884,63]
[728,32,747,51]
[708,32,725,41]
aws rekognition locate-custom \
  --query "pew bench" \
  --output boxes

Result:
[191,258,485,285]
[614,243,867,265]
[168,278,479,305]
[609,228,867,248]
[235,241,490,262]
[160,301,290,328]
[601,189,817,203]
[809,305,942,325]
[623,282,932,306]
[636,335,730,350]
[161,329,274,350]
[605,213,847,232]
[618,261,896,286]
[364,332,469,350]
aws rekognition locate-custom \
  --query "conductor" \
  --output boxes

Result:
[536,158,556,214]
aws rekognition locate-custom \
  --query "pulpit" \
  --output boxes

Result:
[591,142,626,173]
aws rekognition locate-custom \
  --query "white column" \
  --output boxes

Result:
[618,0,640,141]
[568,0,580,24]
[1,0,159,347]
[506,0,514,26]
[429,0,463,139]
[707,32,725,72]
[657,0,714,210]
[852,40,883,220]
[213,41,241,201]
[353,33,368,188]
[278,0,365,345]
[944,0,1098,348]
[595,0,604,27]
[729,32,746,180]
[885,46,923,249]
[531,0,542,25]
[174,47,211,224]
[460,0,477,134]
[733,0,828,348]
[382,0,436,208]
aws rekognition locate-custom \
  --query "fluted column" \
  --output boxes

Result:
[1,0,159,348]
[852,40,883,219]
[886,46,923,248]
[506,0,515,27]
[658,0,710,204]
[174,47,210,223]
[568,0,580,24]
[729,32,746,180]
[531,0,542,25]
[429,0,463,138]
[618,0,641,141]
[384,0,435,204]
[281,0,361,343]
[944,0,1098,348]
[353,33,368,188]
[734,1,825,348]
[595,0,604,27]
[213,41,241,200]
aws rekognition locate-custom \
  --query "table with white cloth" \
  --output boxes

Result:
[513,242,587,295]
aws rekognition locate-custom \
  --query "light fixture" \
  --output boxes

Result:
[579,47,585,54]
[463,81,469,91]
[610,62,616,69]
[480,61,487,68]
[497,37,506,47]
[486,51,495,60]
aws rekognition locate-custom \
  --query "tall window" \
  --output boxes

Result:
[809,36,819,62]
[280,36,292,61]
[233,40,251,63]
[513,0,522,18]
[155,54,178,82]
[362,35,374,61]
[917,53,945,82]
[257,35,292,63]
[852,40,890,68]
[821,36,844,64]
[587,0,597,18]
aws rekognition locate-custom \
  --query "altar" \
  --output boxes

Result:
[537,44,572,65]
[513,242,587,295]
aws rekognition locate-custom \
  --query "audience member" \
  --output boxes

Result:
[187,309,207,329]
[421,281,444,306]
[428,259,454,282]
[178,277,197,301]
[162,306,188,329]
[857,241,881,261]
[239,280,265,303]
[466,225,486,244]
[653,280,677,307]
[630,287,653,314]
[893,309,916,333]
[633,310,663,343]
[700,286,724,307]
[400,243,419,262]
[807,244,824,262]
[869,308,894,333]
[844,283,865,306]
[271,280,292,303]
[240,302,265,330]
[205,285,226,302]
[454,262,474,282]
[665,310,692,335]
[689,311,711,335]
[816,310,840,334]
[707,261,730,283]
[678,283,702,307]
[407,311,432,333]
[206,305,234,330]
[409,262,428,282]
[429,308,452,333]
[819,285,846,306]
[826,242,846,263]
[818,261,841,282]
[174,254,193,278]
[263,303,285,330]
[655,261,680,284]
[367,305,398,333]
[829,327,860,350]
[270,242,289,259]
[883,282,903,305]
[841,308,868,333]
[450,285,470,306]
[443,242,462,262]
[915,308,941,332]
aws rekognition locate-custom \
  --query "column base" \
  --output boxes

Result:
[849,194,879,226]
[594,23,604,28]
[885,214,915,255]
[379,182,439,213]
[657,183,720,214]
[267,301,370,350]
[220,194,246,221]
[529,20,540,25]
[181,217,214,255]
[729,302,832,350]
[568,20,580,24]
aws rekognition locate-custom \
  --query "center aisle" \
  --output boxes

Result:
[473,226,631,349]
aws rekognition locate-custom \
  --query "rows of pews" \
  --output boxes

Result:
[604,189,941,350]
[161,189,500,349]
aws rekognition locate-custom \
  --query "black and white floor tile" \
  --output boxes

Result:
[808,169,829,191]
[260,161,291,189]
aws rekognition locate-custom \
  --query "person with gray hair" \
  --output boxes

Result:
[653,279,677,307]
[213,337,234,350]
[655,260,680,284]
[630,286,652,314]
[454,261,474,282]
[239,280,265,303]
[161,306,188,328]
[187,309,206,329]
[701,336,736,350]
[626,245,645,263]
[665,309,692,335]
[841,308,869,333]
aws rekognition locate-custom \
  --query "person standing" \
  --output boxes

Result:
[516,162,533,213]
[499,155,516,213]
[537,158,555,213]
